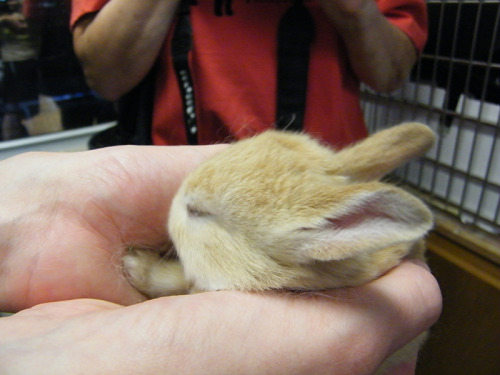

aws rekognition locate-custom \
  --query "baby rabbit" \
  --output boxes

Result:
[125,122,435,296]
[124,122,436,373]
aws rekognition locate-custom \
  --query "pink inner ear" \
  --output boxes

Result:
[327,201,398,230]
[301,188,433,262]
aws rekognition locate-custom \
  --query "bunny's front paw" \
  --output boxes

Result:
[123,248,189,298]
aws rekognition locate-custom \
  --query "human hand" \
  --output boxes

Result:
[0,260,441,375]
[316,0,420,93]
[0,145,226,312]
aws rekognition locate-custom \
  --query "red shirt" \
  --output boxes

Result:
[71,0,427,148]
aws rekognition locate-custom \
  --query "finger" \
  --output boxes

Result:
[368,260,442,353]
[126,262,440,375]
[119,261,441,375]
[0,265,440,375]
[289,260,441,374]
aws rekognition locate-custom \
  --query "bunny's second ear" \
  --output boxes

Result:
[301,184,433,261]
[328,122,436,182]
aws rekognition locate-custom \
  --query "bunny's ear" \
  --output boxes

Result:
[328,122,436,182]
[300,184,433,261]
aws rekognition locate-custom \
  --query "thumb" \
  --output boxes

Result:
[360,259,442,363]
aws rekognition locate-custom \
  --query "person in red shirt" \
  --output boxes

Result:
[70,0,427,147]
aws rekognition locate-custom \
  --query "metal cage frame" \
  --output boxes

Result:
[361,0,500,240]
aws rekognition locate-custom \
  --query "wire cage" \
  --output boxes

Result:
[361,0,500,240]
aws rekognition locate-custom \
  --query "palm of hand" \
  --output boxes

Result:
[0,145,224,312]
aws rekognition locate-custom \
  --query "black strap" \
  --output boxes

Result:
[170,0,314,144]
[275,0,315,131]
[172,0,198,145]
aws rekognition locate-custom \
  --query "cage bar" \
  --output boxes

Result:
[361,0,500,236]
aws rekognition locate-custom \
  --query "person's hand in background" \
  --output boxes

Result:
[317,0,423,92]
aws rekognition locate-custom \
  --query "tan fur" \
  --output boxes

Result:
[124,122,436,373]
[123,248,189,297]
